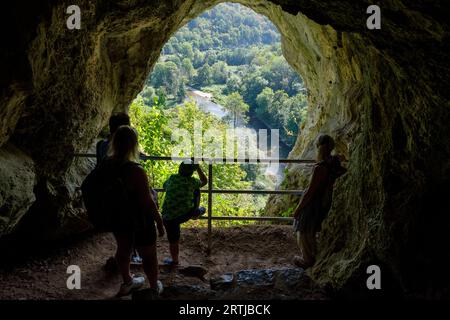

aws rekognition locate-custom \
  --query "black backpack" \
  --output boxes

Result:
[81,160,138,232]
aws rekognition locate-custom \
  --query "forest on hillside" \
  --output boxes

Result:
[139,3,308,147]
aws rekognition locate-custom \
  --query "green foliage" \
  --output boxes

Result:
[223,92,249,127]
[211,61,229,84]
[194,64,212,87]
[181,58,194,81]
[241,72,269,106]
[130,2,312,224]
[150,61,182,97]
[141,2,308,149]
[129,96,268,226]
[201,85,227,105]
[224,74,241,95]
[139,86,155,106]
[255,89,308,146]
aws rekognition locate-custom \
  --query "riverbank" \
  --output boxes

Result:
[185,88,291,181]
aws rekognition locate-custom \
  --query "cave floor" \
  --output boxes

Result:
[0,225,326,300]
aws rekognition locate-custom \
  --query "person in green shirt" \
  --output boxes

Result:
[162,161,208,266]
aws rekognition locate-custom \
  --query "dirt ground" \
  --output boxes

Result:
[0,225,302,300]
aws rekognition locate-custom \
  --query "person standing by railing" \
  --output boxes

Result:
[96,112,159,265]
[293,134,347,268]
[106,125,165,296]
[96,113,131,166]
[161,162,208,267]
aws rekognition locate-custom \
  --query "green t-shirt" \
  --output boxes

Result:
[162,174,202,220]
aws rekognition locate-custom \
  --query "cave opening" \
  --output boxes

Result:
[128,2,311,228]
[1,0,448,300]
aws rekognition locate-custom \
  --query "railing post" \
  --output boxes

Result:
[207,161,213,256]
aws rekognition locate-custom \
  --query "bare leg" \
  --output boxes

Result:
[137,244,159,289]
[300,232,316,266]
[169,242,180,264]
[114,234,133,283]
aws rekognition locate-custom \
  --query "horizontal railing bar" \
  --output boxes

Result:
[153,188,303,195]
[196,216,294,222]
[74,153,96,157]
[73,153,315,164]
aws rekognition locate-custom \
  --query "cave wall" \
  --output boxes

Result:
[1,0,449,298]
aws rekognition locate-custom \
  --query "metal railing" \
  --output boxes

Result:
[74,153,314,254]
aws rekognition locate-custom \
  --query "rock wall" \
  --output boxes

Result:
[0,0,449,297]
[0,143,36,235]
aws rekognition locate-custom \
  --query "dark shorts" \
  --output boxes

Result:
[113,223,157,247]
[163,207,206,244]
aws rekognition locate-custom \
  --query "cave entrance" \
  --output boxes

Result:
[129,2,311,234]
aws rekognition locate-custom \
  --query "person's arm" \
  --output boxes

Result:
[196,166,208,188]
[139,151,148,161]
[131,166,165,237]
[95,140,103,166]
[293,165,328,219]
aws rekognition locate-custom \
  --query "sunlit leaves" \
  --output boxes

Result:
[130,97,266,225]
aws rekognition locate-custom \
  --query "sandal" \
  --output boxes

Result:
[163,258,179,267]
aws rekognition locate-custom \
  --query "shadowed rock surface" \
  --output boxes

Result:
[133,267,323,300]
[1,0,450,298]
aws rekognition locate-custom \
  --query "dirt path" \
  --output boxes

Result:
[0,225,302,300]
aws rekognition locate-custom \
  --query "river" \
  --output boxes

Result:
[185,88,290,181]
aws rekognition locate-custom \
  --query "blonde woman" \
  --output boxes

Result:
[106,125,165,296]
[293,134,347,268]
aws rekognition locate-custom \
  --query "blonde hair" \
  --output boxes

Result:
[316,134,335,162]
[109,125,139,162]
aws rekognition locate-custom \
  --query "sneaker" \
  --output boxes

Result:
[141,280,164,300]
[163,258,179,267]
[152,280,164,296]
[117,276,145,297]
[131,254,143,265]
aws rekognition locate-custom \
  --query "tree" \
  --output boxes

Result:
[262,29,278,44]
[256,87,274,112]
[211,61,228,84]
[150,61,181,96]
[155,88,167,107]
[261,56,302,94]
[194,64,212,87]
[204,51,218,65]
[177,80,186,103]
[223,92,249,127]
[162,43,174,55]
[193,49,205,68]
[179,42,194,60]
[224,74,242,94]
[181,58,194,81]
[165,55,182,68]
[241,73,269,107]
[140,86,155,106]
